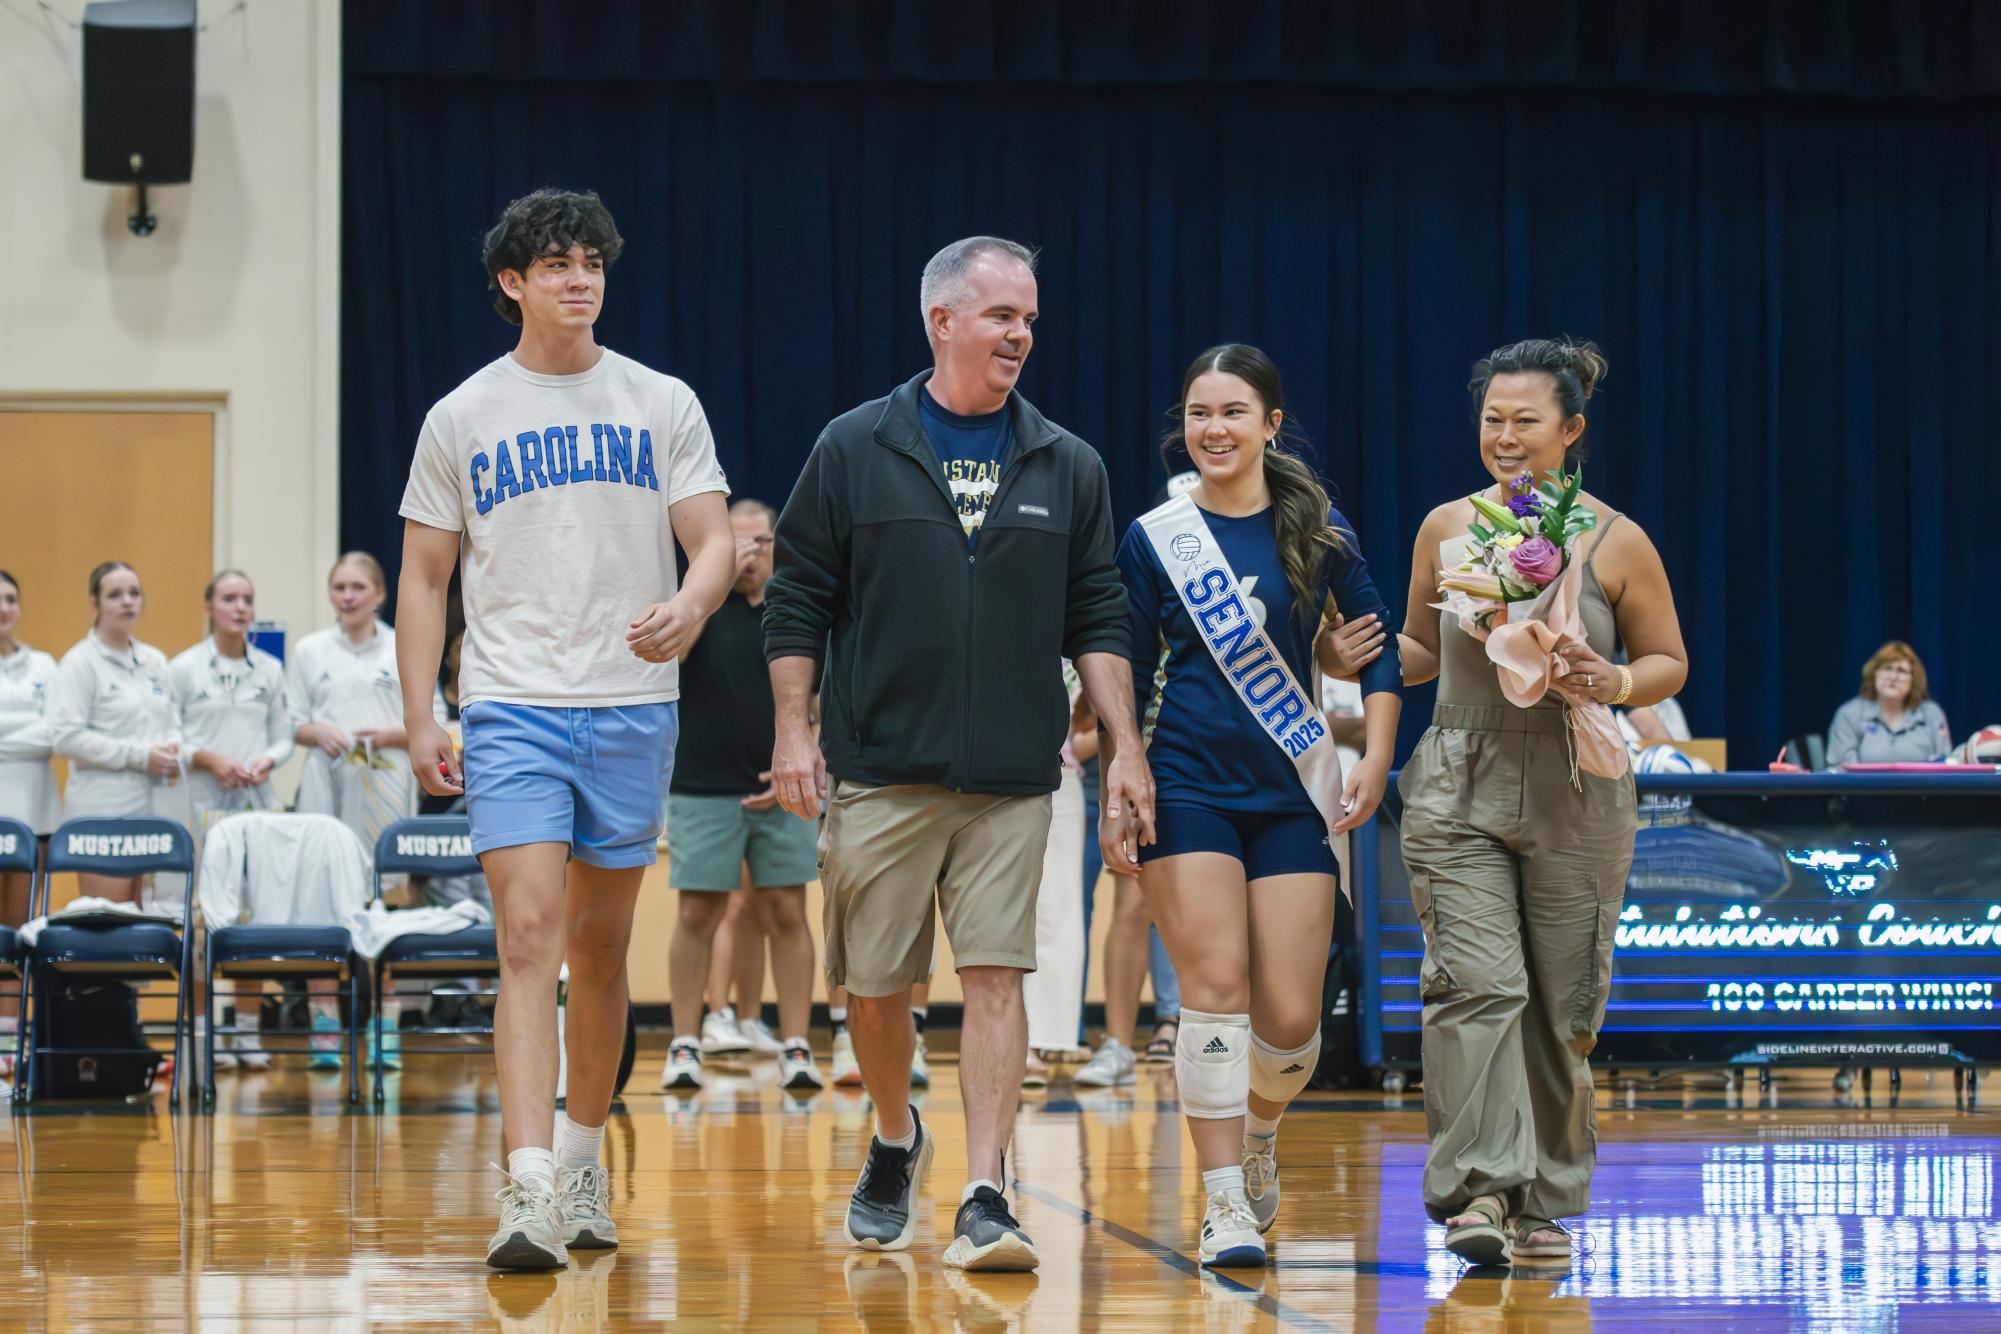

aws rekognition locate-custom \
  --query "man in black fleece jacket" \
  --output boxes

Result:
[764,236,1153,1271]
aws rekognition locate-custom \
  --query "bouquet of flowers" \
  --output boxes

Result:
[1436,468,1627,781]
[1436,470,1598,636]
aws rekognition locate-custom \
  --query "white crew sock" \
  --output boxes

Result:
[1203,1165,1247,1197]
[556,1115,604,1169]
[782,1034,810,1049]
[877,1117,916,1150]
[1244,1111,1280,1141]
[961,1178,1002,1204]
[508,1146,556,1195]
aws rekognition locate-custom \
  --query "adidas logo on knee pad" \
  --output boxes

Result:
[1249,1032,1322,1104]
[1178,1013,1254,1120]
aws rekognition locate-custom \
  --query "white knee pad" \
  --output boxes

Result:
[1175,1009,1251,1120]
[1249,1030,1321,1106]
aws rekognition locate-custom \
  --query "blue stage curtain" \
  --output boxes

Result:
[342,2,2001,763]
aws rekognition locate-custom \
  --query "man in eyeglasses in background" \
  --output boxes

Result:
[660,498,826,1093]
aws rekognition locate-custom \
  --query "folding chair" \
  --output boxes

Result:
[202,813,365,1108]
[22,817,196,1109]
[1,817,36,1088]
[370,816,496,1106]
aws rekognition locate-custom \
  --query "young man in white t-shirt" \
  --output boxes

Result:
[396,188,734,1271]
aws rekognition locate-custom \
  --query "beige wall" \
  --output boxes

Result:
[0,0,341,643]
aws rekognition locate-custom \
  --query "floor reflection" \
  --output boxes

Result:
[0,1054,1993,1330]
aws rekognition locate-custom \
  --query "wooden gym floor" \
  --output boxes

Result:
[0,1042,1995,1331]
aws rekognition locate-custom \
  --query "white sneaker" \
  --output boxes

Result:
[909,1035,931,1089]
[779,1042,826,1090]
[1243,1134,1279,1234]
[556,1163,617,1249]
[1074,1036,1135,1088]
[486,1168,567,1271]
[231,1018,271,1072]
[831,1029,863,1087]
[1199,1188,1266,1268]
[740,1016,784,1057]
[660,1039,704,1090]
[700,1008,751,1056]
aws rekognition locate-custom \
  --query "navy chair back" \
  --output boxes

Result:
[39,817,197,920]
[0,817,36,874]
[45,817,195,877]
[372,816,481,887]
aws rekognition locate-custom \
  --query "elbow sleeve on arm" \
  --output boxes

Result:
[1357,613,1404,697]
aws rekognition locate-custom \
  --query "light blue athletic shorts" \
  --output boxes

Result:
[460,700,679,869]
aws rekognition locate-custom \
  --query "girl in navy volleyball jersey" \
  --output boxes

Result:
[1107,344,1402,1268]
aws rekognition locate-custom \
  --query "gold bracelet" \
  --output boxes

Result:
[1610,665,1634,706]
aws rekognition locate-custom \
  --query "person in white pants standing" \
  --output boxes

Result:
[1022,665,1090,1084]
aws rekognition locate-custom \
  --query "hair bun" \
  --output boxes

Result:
[1559,340,1609,399]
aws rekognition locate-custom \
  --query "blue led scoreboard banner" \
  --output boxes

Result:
[1365,773,2001,1067]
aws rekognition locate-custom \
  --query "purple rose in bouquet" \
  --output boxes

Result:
[1507,536,1562,587]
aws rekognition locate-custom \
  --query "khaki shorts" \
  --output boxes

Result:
[818,780,1052,995]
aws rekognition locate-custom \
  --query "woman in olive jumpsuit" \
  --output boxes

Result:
[1336,339,1688,1265]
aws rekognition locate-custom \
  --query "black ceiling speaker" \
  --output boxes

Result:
[82,0,196,235]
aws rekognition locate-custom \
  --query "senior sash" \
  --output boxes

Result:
[1139,494,1349,891]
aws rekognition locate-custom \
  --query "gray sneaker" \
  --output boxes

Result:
[1243,1133,1279,1234]
[557,1163,617,1249]
[942,1185,1039,1271]
[485,1167,567,1271]
[1074,1036,1135,1088]
[843,1109,934,1252]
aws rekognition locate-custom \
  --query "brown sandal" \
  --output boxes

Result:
[1507,1215,1571,1261]
[1443,1194,1511,1267]
[1142,1017,1178,1064]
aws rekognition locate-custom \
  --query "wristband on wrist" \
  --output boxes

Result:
[1610,665,1634,706]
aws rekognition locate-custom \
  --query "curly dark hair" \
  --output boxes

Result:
[481,188,625,326]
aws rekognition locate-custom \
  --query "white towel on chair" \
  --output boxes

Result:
[343,899,491,960]
[18,897,180,947]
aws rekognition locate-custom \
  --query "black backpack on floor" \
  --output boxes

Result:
[32,976,161,1098]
